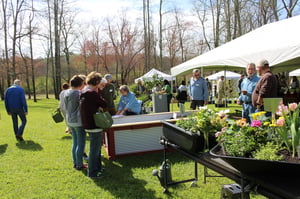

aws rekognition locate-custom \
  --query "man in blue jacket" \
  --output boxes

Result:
[189,69,208,110]
[238,63,260,123]
[5,79,28,141]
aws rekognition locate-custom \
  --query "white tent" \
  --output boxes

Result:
[289,69,300,76]
[135,68,174,83]
[171,15,300,76]
[206,71,241,80]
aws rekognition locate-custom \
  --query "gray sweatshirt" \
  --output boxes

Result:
[64,89,82,127]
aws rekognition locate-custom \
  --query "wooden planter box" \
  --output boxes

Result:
[103,112,194,160]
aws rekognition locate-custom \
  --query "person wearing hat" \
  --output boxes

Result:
[252,59,279,114]
[102,74,117,115]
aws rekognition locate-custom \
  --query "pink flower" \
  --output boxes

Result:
[251,120,262,127]
[276,105,289,116]
[215,132,221,137]
[276,117,285,127]
[221,127,227,132]
[289,103,298,112]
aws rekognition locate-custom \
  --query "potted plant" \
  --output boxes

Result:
[211,102,300,176]
[162,107,228,153]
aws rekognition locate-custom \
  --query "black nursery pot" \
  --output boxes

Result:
[162,121,217,153]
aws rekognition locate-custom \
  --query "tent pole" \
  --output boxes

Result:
[225,68,227,107]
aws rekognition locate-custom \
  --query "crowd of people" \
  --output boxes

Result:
[3,58,298,179]
[60,72,143,178]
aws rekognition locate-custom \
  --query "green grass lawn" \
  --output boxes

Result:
[0,99,266,199]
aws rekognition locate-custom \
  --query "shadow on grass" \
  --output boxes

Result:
[86,152,190,199]
[90,159,156,199]
[61,135,72,140]
[0,144,8,155]
[16,140,43,151]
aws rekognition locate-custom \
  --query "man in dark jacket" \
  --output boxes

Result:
[252,59,279,115]
[5,79,28,141]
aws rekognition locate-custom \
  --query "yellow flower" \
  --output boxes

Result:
[257,111,266,116]
[263,122,270,126]
[269,123,277,127]
[236,118,247,127]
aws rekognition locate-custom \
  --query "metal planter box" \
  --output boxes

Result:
[162,121,217,153]
[210,144,300,177]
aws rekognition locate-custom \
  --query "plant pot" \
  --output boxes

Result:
[210,144,300,177]
[162,121,217,153]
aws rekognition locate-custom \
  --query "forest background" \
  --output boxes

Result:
[0,0,299,101]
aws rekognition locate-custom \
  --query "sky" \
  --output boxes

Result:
[75,0,194,22]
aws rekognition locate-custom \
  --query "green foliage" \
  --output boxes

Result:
[218,115,273,158]
[143,74,163,92]
[176,116,198,133]
[221,124,257,157]
[253,142,283,161]
[0,100,267,198]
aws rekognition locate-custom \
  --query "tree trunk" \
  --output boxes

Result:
[159,0,163,71]
[1,0,11,86]
[46,50,50,99]
[11,0,25,80]
[29,21,37,102]
[54,0,61,99]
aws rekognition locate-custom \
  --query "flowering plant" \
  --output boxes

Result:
[275,102,300,157]
[216,114,271,157]
[176,107,228,149]
[216,102,300,161]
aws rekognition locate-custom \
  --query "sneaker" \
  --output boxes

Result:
[16,136,24,141]
[89,171,105,178]
[76,163,88,171]
[83,152,89,160]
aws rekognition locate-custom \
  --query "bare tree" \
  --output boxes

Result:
[194,0,212,50]
[164,21,180,68]
[159,0,164,71]
[1,0,11,86]
[282,0,299,18]
[107,14,144,84]
[143,0,151,72]
[53,0,62,99]
[10,0,26,80]
[28,0,37,102]
[61,2,77,81]
[45,0,56,98]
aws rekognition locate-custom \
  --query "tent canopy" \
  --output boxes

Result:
[289,69,300,77]
[206,71,242,80]
[171,15,300,76]
[135,68,174,83]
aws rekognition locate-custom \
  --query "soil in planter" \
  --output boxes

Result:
[277,149,300,163]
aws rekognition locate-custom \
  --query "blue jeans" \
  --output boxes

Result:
[242,103,256,123]
[70,127,86,167]
[11,109,27,136]
[87,131,102,177]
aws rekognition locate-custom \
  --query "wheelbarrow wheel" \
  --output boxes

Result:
[190,181,198,187]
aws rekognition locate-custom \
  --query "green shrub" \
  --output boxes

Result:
[253,142,283,161]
